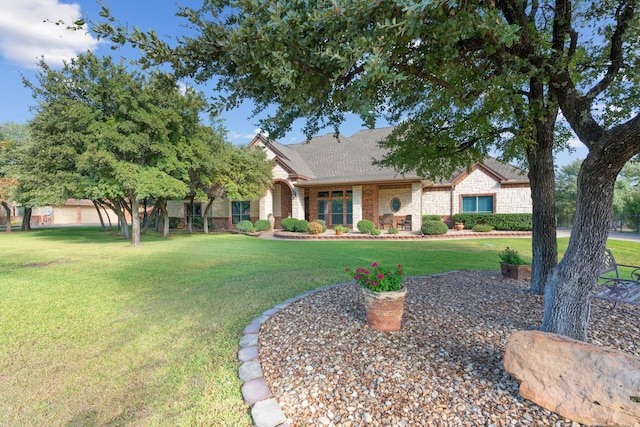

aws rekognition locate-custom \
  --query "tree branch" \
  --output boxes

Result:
[586,0,637,101]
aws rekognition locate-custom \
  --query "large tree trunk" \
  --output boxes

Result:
[93,200,107,231]
[540,107,640,340]
[131,195,141,246]
[112,198,130,240]
[203,197,215,234]
[156,200,170,238]
[21,207,32,231]
[187,195,195,234]
[2,201,11,232]
[526,114,559,295]
[541,151,620,340]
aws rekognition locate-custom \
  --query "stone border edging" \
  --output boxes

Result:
[238,273,461,427]
[272,230,532,240]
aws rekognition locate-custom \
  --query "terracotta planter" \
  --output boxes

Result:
[362,286,407,331]
[454,222,464,231]
[335,230,344,235]
[500,263,532,280]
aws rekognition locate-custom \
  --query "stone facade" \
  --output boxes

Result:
[164,132,531,231]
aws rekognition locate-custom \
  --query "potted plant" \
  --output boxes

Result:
[345,262,406,331]
[499,247,532,280]
[333,225,348,235]
[454,221,464,231]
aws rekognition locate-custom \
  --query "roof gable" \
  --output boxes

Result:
[261,127,528,187]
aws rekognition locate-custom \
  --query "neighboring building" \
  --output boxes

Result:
[178,127,532,231]
[4,199,118,227]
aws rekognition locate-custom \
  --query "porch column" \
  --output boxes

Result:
[291,187,304,220]
[352,186,362,226]
[411,183,422,231]
[259,187,273,220]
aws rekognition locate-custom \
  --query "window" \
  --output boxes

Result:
[317,189,352,226]
[390,197,401,212]
[231,201,251,224]
[186,204,202,218]
[462,196,494,213]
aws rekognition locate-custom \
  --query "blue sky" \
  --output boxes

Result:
[0,0,587,165]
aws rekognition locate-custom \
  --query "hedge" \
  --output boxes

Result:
[453,213,532,231]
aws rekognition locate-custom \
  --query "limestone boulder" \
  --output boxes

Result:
[504,330,640,427]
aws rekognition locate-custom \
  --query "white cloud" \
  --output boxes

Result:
[568,136,585,148]
[228,128,268,141]
[0,0,98,69]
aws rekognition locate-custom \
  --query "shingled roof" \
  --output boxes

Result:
[263,127,528,187]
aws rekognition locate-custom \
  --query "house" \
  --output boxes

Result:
[170,127,532,231]
[5,199,119,226]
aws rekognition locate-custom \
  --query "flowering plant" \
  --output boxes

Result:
[345,262,404,292]
[499,247,528,265]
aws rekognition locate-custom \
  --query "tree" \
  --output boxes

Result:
[93,0,567,296]
[555,160,582,224]
[25,52,193,246]
[179,124,272,235]
[94,1,640,340]
[0,123,29,232]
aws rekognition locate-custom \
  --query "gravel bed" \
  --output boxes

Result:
[258,270,639,426]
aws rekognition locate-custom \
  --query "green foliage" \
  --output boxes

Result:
[315,219,327,232]
[388,227,399,234]
[345,261,404,292]
[499,247,528,265]
[254,219,271,232]
[281,218,309,232]
[421,220,449,235]
[308,220,324,234]
[281,217,298,232]
[169,217,181,229]
[623,191,640,229]
[371,228,381,236]
[422,215,442,223]
[333,225,348,233]
[472,224,494,233]
[294,219,309,232]
[555,160,581,217]
[357,219,376,234]
[453,214,532,231]
[235,220,254,232]
[190,217,215,230]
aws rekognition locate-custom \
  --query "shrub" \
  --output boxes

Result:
[388,227,399,234]
[308,221,324,234]
[422,215,442,223]
[235,220,254,232]
[421,220,449,235]
[473,224,494,232]
[371,228,381,235]
[315,219,327,232]
[281,217,298,231]
[169,217,181,229]
[499,247,528,265]
[293,219,309,232]
[254,219,271,231]
[357,219,376,234]
[453,213,532,231]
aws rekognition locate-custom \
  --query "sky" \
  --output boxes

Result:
[0,0,587,166]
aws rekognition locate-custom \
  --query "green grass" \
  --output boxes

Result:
[0,228,637,426]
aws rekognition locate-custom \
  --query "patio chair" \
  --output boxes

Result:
[586,248,640,322]
[398,215,412,231]
[379,213,394,229]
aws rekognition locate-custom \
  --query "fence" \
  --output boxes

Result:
[556,213,640,233]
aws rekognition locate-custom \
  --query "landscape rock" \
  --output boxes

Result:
[504,330,640,426]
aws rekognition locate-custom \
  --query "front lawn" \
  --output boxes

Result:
[0,228,636,426]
